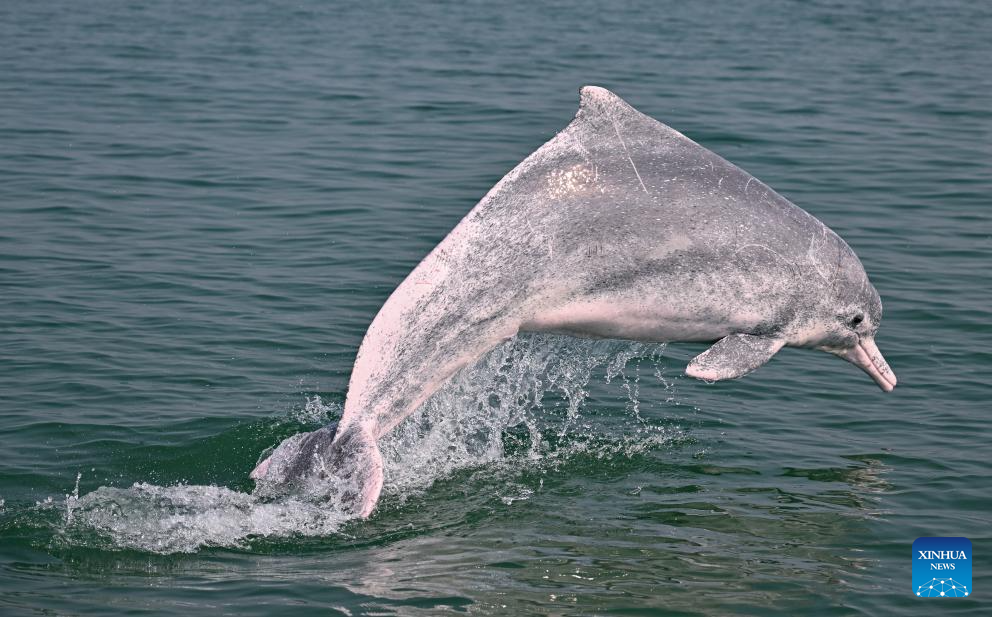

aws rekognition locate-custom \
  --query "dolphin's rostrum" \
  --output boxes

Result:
[251,86,896,518]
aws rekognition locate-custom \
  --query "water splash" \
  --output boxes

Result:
[62,483,348,553]
[64,472,81,524]
[289,394,340,426]
[379,333,676,498]
[59,334,680,553]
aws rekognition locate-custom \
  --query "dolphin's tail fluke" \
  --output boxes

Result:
[323,424,384,517]
[250,422,384,518]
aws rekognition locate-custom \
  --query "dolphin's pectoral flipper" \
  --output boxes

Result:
[685,334,786,381]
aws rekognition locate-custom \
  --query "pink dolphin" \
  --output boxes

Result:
[251,87,895,517]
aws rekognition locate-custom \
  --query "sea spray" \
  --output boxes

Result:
[379,333,676,499]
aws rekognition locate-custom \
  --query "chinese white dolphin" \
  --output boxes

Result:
[251,86,896,517]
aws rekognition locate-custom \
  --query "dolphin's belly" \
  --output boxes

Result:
[520,296,749,344]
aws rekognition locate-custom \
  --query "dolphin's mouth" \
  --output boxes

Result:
[843,337,897,392]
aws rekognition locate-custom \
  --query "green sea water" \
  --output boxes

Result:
[1,1,989,614]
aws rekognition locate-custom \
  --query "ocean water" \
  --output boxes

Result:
[1,0,989,614]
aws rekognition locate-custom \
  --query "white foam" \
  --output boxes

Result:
[65,483,349,553]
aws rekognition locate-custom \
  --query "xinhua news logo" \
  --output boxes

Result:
[913,537,972,598]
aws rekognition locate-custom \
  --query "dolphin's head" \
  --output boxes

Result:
[793,241,897,391]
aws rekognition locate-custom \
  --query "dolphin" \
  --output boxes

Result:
[250,86,896,518]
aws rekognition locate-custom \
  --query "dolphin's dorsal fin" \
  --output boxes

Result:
[578,86,635,118]
[573,85,693,151]
[686,334,786,381]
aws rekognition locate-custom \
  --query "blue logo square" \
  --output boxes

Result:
[913,537,972,598]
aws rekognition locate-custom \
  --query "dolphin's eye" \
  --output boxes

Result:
[848,314,864,328]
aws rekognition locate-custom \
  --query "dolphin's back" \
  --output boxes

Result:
[459,87,837,281]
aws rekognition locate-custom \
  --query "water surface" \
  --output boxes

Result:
[1,0,990,614]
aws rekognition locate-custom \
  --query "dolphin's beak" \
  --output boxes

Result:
[841,337,897,392]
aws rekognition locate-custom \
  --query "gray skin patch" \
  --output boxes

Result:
[253,422,383,517]
[253,423,339,495]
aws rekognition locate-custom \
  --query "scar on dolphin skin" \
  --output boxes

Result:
[251,86,897,519]
[608,112,649,195]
